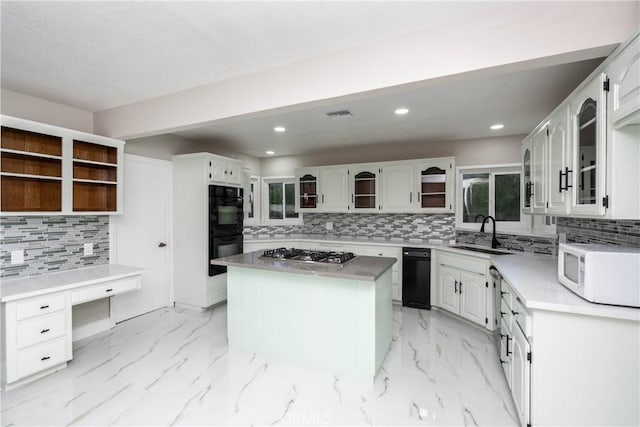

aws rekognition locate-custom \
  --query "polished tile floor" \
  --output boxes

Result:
[1,305,518,426]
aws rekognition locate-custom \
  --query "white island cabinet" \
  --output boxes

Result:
[213,251,395,382]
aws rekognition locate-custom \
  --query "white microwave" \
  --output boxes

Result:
[558,243,640,308]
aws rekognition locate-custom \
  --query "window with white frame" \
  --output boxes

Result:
[456,165,527,231]
[261,177,301,225]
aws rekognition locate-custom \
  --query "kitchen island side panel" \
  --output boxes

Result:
[226,266,392,382]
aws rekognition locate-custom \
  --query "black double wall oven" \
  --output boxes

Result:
[209,185,244,276]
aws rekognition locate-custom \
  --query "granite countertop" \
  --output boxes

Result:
[491,254,639,322]
[212,251,396,282]
[1,264,145,302]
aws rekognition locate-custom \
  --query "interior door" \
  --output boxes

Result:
[111,154,171,323]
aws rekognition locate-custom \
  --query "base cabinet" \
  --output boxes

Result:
[434,250,492,330]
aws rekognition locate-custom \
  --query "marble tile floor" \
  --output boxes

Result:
[1,305,518,426]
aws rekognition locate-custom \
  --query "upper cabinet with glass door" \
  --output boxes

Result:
[521,137,533,214]
[350,166,380,212]
[415,158,455,213]
[295,168,320,212]
[570,73,608,216]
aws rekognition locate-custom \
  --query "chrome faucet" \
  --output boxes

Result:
[480,216,500,249]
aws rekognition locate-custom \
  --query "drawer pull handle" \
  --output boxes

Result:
[106,288,113,293]
[500,311,507,318]
[511,310,519,315]
[500,291,507,297]
[40,305,50,310]
[499,359,507,365]
[41,356,50,361]
[40,328,50,334]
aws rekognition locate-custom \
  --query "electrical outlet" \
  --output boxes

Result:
[558,232,567,244]
[326,222,333,231]
[11,249,24,265]
[84,243,94,256]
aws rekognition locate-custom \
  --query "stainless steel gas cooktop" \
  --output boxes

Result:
[261,248,357,265]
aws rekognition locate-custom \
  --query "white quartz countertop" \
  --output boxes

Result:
[212,251,396,282]
[1,264,144,302]
[491,254,640,322]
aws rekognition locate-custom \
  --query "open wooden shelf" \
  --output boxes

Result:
[73,140,117,164]
[1,126,62,156]
[1,176,62,212]
[73,161,117,182]
[1,151,62,178]
[1,127,64,212]
[73,181,117,212]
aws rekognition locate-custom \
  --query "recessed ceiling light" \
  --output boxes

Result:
[274,126,286,132]
[394,108,409,115]
[490,123,504,130]
[265,150,275,155]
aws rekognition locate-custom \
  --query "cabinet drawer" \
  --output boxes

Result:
[17,312,67,349]
[500,297,513,331]
[71,276,141,305]
[511,297,530,337]
[17,338,67,379]
[15,293,66,321]
[500,283,513,310]
[438,252,487,275]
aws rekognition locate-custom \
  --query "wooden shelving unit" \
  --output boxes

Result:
[0,116,125,215]
[1,127,63,212]
[72,140,118,212]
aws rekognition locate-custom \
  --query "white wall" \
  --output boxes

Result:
[126,133,261,174]
[260,135,524,177]
[1,88,94,133]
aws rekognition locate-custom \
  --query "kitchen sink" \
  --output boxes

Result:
[449,245,513,255]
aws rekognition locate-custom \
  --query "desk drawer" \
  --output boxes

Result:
[17,312,67,350]
[71,276,141,305]
[15,294,67,321]
[17,338,67,379]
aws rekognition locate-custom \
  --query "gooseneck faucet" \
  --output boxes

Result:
[480,216,500,249]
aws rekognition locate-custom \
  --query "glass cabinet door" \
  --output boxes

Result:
[298,173,318,209]
[353,170,377,210]
[420,166,446,208]
[576,98,597,206]
[522,145,532,210]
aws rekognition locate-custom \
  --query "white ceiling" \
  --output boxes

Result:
[1,1,506,111]
[172,57,604,158]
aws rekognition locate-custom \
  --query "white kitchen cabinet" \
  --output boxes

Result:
[320,167,349,212]
[521,137,533,213]
[459,270,487,325]
[437,265,459,313]
[350,166,380,212]
[0,115,125,215]
[531,126,547,213]
[364,246,402,302]
[295,168,320,212]
[434,250,493,330]
[546,105,571,214]
[499,319,512,387]
[570,73,608,216]
[380,163,414,213]
[174,153,243,310]
[608,33,640,128]
[415,157,455,213]
[206,154,242,186]
[511,320,531,427]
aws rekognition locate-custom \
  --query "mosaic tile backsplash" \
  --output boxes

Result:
[557,217,640,247]
[0,216,109,279]
[244,213,456,241]
[455,230,557,255]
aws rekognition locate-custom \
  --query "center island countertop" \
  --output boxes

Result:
[211,251,396,282]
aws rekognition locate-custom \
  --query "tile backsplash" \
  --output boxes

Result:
[557,217,640,247]
[455,230,557,255]
[0,216,109,279]
[244,213,456,241]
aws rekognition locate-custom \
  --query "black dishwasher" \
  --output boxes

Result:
[402,247,431,309]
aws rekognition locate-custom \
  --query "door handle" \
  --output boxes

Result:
[506,335,512,356]
[158,242,167,248]
[454,280,458,293]
[459,282,463,294]
[558,169,563,193]
[409,192,412,203]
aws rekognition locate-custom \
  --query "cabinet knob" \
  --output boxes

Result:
[158,242,167,248]
[40,328,50,334]
[106,288,113,293]
[225,170,228,174]
[39,305,49,310]
[41,356,50,361]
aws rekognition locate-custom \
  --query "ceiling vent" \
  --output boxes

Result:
[325,109,353,118]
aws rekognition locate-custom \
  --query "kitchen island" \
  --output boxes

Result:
[212,250,396,382]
